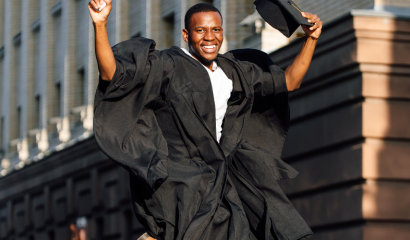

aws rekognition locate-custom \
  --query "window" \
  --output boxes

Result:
[0,0,5,47]
[52,11,63,84]
[53,83,61,118]
[34,96,40,129]
[0,117,3,155]
[49,83,61,135]
[33,27,41,95]
[16,107,21,140]
[96,217,104,240]
[10,44,22,145]
[75,69,85,109]
[70,69,85,124]
[0,59,3,152]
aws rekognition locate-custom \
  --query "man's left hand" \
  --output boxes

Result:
[301,12,322,39]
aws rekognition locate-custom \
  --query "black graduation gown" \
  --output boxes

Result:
[94,37,313,240]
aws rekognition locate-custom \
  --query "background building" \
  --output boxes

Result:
[0,0,255,175]
[0,0,409,239]
[270,1,410,239]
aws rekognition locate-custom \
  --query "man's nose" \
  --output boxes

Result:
[204,30,215,41]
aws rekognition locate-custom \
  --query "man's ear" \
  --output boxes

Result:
[182,29,189,43]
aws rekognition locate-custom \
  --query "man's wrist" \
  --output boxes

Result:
[93,22,107,28]
[304,35,319,44]
[306,35,319,41]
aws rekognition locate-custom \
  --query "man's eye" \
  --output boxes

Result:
[214,29,221,32]
[198,29,204,33]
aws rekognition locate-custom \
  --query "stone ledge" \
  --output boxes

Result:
[0,45,4,59]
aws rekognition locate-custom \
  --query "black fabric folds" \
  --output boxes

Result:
[254,0,313,37]
[94,37,313,240]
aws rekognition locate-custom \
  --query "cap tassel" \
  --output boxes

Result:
[296,32,306,38]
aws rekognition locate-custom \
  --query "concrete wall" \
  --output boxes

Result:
[270,11,410,240]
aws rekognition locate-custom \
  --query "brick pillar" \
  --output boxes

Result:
[270,9,410,240]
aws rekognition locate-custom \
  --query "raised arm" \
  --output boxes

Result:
[88,0,116,81]
[285,12,323,91]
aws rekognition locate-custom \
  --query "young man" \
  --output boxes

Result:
[89,1,322,239]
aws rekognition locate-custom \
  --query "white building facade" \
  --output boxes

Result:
[2,0,409,176]
[0,0,255,176]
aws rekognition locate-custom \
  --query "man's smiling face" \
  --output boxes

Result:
[182,11,224,68]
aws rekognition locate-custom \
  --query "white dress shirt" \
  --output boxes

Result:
[181,48,233,142]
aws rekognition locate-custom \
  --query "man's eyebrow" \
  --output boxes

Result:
[194,25,222,28]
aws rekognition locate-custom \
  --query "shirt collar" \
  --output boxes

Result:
[181,48,218,71]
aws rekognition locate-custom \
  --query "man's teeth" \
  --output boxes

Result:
[203,45,216,49]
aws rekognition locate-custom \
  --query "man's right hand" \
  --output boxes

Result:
[88,0,112,25]
[88,0,116,81]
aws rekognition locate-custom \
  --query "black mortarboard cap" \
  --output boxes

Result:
[254,0,313,37]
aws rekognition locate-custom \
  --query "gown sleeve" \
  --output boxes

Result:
[94,37,173,192]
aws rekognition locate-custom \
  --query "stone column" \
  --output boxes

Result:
[37,0,54,152]
[0,0,4,158]
[143,0,153,39]
[1,0,18,171]
[1,1,11,153]
[59,0,76,143]
[18,0,35,163]
[84,15,97,133]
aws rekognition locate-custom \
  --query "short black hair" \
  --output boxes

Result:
[184,3,223,30]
